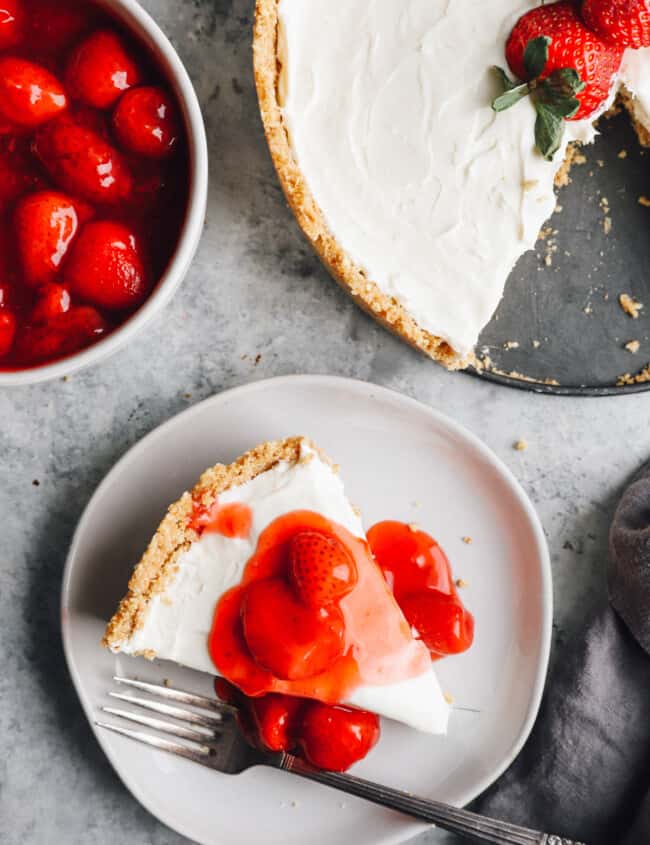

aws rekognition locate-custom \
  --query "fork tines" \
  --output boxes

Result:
[96,676,236,768]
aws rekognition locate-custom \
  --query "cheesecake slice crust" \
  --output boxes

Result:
[103,436,325,653]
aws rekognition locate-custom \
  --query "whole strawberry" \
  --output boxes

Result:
[507,1,623,120]
[14,191,82,287]
[289,530,358,607]
[493,1,623,158]
[582,0,650,48]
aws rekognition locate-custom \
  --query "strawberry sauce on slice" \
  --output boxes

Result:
[367,521,474,658]
[208,510,432,703]
[189,498,253,539]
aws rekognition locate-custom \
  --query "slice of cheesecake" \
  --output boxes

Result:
[253,0,650,369]
[104,437,450,735]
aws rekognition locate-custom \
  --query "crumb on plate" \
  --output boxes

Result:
[619,293,644,319]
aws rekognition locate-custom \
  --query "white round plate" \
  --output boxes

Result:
[62,375,552,845]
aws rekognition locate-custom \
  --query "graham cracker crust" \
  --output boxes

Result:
[618,87,650,148]
[103,436,325,653]
[253,0,470,371]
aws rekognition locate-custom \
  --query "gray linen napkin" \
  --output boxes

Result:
[468,462,650,845]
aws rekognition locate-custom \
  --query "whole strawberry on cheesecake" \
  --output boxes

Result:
[254,0,650,369]
[493,1,624,158]
[105,437,474,771]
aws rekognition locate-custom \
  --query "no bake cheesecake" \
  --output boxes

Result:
[253,0,650,368]
[104,437,457,736]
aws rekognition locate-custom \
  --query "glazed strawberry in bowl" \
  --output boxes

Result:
[0,0,208,385]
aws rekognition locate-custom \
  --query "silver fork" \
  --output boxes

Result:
[96,676,584,845]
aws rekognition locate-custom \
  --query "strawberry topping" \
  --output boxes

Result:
[14,191,80,288]
[399,591,475,657]
[27,0,91,53]
[189,499,253,539]
[0,310,17,357]
[0,140,43,213]
[65,221,148,310]
[213,679,380,771]
[0,0,23,50]
[367,521,474,659]
[65,30,141,110]
[15,305,107,364]
[210,516,471,770]
[289,530,358,607]
[0,0,187,372]
[298,702,380,772]
[249,693,305,752]
[241,578,346,681]
[0,57,67,128]
[113,86,180,159]
[31,283,71,323]
[33,112,133,205]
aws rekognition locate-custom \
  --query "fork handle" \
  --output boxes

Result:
[278,755,585,845]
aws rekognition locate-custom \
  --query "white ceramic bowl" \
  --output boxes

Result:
[0,0,208,387]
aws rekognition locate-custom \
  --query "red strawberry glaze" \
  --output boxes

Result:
[31,283,71,323]
[367,521,474,658]
[33,112,134,206]
[210,516,473,771]
[0,311,17,356]
[249,693,305,752]
[14,305,107,363]
[0,140,44,213]
[0,57,67,128]
[0,0,188,372]
[208,510,432,703]
[0,1,23,51]
[113,86,180,159]
[26,0,93,54]
[215,679,380,771]
[298,701,380,771]
[14,191,81,287]
[190,499,253,540]
[65,29,141,110]
[289,530,358,607]
[241,578,346,681]
[65,221,148,310]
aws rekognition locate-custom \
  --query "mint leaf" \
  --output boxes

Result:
[549,97,581,119]
[489,40,583,160]
[492,81,530,112]
[553,68,585,94]
[493,65,517,92]
[534,102,565,160]
[523,36,551,79]
[543,67,586,101]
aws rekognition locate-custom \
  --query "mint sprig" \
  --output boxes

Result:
[492,36,585,161]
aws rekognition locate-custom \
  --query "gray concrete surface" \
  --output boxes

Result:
[2,2,650,843]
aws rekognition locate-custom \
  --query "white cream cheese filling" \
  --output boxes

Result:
[277,0,650,356]
[113,441,451,735]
